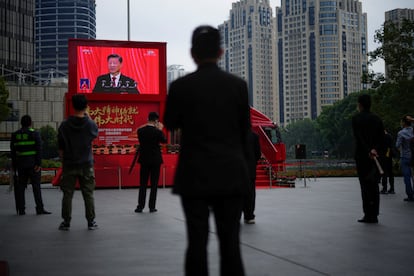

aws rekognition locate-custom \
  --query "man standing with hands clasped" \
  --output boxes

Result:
[352,94,385,223]
[164,25,250,276]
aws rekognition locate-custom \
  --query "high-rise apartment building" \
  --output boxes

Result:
[218,0,277,121]
[35,0,96,82]
[385,8,414,26]
[384,8,414,80]
[276,0,368,124]
[167,64,187,89]
[0,0,35,82]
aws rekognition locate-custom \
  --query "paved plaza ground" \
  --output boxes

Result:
[0,177,413,276]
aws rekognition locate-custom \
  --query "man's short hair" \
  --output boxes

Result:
[191,25,221,60]
[358,94,371,111]
[72,94,88,111]
[107,54,123,63]
[148,112,159,121]
[20,115,32,127]
[402,115,411,126]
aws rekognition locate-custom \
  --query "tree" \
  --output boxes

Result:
[40,125,59,159]
[369,19,414,82]
[371,80,414,136]
[0,76,10,122]
[315,80,414,159]
[281,119,328,159]
[316,93,360,158]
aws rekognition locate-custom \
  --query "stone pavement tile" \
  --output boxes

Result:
[0,177,413,276]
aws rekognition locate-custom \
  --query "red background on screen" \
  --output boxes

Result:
[77,46,160,94]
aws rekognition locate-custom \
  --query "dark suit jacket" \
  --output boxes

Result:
[137,125,167,166]
[93,74,139,94]
[352,110,385,176]
[247,130,261,180]
[164,63,251,197]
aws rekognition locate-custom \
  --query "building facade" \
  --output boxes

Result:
[167,64,187,89]
[384,8,414,80]
[0,0,36,83]
[276,0,368,125]
[385,8,414,26]
[35,0,96,83]
[218,0,277,121]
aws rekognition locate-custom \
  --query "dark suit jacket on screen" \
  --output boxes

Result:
[93,74,140,94]
[164,63,251,197]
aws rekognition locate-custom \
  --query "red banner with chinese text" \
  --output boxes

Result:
[88,102,161,146]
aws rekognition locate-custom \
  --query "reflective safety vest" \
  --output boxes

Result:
[13,128,38,157]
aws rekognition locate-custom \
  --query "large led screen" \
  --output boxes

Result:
[69,39,165,95]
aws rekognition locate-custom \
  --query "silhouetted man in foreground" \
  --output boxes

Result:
[164,25,250,276]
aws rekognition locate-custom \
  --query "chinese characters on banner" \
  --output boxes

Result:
[88,103,159,145]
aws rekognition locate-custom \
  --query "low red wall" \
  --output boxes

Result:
[52,153,178,188]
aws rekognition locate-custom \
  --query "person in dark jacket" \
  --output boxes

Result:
[243,129,261,224]
[352,94,385,223]
[10,115,51,215]
[57,94,99,230]
[164,25,250,276]
[134,111,167,213]
[380,129,395,194]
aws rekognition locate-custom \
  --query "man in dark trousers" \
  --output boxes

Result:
[134,112,167,213]
[93,53,139,94]
[380,129,395,194]
[164,25,250,276]
[396,115,414,202]
[10,115,51,215]
[243,129,261,224]
[57,94,99,230]
[352,94,385,223]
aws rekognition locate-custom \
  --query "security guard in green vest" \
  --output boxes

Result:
[10,115,51,215]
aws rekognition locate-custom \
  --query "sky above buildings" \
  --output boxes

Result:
[96,0,414,73]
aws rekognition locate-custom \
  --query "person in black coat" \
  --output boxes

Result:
[164,25,250,276]
[243,129,261,224]
[92,54,139,94]
[380,129,395,194]
[134,112,167,213]
[352,94,385,223]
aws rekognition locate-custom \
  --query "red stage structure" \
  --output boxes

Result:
[53,38,286,188]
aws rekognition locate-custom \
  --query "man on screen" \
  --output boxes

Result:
[93,54,140,94]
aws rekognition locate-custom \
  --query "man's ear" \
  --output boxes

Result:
[191,49,200,65]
